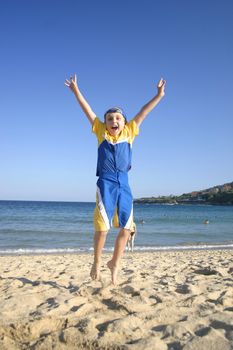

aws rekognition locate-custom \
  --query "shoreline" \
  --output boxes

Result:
[1,244,233,257]
[1,249,233,349]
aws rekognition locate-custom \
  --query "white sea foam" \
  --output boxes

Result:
[130,244,233,251]
[0,243,233,255]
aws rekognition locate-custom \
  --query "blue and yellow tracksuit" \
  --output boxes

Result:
[92,117,139,231]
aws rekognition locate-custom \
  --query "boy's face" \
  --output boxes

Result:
[105,112,126,136]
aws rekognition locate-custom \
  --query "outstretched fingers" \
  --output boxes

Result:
[64,74,77,88]
[157,78,166,88]
[157,78,166,97]
[69,74,77,83]
[65,79,71,87]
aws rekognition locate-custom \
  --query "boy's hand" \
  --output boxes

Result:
[65,74,78,93]
[157,78,166,97]
[64,74,96,125]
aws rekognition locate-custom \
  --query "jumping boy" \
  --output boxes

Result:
[65,75,166,284]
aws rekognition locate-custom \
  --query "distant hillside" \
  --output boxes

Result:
[134,181,233,205]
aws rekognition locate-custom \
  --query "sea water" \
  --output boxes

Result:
[0,200,233,255]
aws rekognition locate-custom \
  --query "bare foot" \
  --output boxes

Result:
[90,262,101,280]
[107,260,119,285]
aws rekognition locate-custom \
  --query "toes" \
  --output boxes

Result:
[90,267,96,280]
[90,264,101,280]
[107,261,118,285]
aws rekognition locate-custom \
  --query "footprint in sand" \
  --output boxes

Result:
[175,284,190,295]
[194,267,218,276]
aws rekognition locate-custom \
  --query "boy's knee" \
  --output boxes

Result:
[95,230,108,237]
[120,228,131,237]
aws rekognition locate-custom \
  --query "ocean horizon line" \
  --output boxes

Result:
[1,199,232,206]
[0,199,96,204]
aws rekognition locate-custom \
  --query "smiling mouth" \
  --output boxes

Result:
[111,126,119,130]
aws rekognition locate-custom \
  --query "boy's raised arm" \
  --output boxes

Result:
[133,78,166,127]
[65,74,96,125]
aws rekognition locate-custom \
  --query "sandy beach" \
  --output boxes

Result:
[0,250,233,350]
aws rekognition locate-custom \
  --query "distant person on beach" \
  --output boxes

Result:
[127,222,137,252]
[65,74,166,284]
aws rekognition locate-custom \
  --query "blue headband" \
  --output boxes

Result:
[104,107,127,120]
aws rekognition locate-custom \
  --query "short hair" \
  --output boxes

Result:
[104,107,127,122]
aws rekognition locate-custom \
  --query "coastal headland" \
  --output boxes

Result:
[135,181,233,205]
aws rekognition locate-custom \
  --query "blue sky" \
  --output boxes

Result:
[1,0,233,202]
